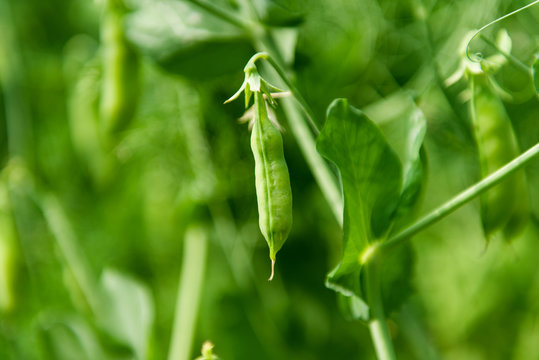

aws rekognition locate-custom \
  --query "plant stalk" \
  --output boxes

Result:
[281,98,343,225]
[167,225,209,360]
[264,55,320,135]
[379,141,539,255]
[365,261,396,360]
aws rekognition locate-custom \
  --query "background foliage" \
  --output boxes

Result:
[0,0,538,359]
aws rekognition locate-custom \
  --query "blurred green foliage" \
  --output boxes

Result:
[0,0,538,359]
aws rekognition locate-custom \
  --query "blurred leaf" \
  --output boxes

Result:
[253,0,303,27]
[125,0,253,80]
[271,28,298,66]
[98,268,154,360]
[336,293,369,322]
[39,314,107,360]
[316,98,402,311]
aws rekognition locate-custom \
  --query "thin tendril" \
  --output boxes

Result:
[465,0,539,63]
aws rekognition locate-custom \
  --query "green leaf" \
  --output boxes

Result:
[316,99,402,309]
[336,293,369,322]
[97,269,154,360]
[125,0,253,80]
[253,0,304,27]
[363,91,427,230]
[364,92,426,314]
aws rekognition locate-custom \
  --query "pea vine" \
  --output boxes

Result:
[226,0,539,352]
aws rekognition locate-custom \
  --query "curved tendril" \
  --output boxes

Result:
[465,0,539,63]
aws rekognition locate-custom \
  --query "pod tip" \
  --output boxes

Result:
[268,259,275,281]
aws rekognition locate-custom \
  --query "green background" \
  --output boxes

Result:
[1,0,538,359]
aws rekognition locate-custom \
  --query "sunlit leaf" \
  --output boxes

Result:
[364,91,427,229]
[316,99,402,313]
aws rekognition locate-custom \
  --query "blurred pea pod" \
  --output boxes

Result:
[100,0,140,140]
[67,57,114,187]
[0,173,18,313]
[469,72,529,240]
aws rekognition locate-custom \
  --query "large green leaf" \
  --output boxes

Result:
[364,92,426,314]
[316,99,402,305]
[364,91,427,230]
[125,0,253,80]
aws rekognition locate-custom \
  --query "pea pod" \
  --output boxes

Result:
[251,91,293,280]
[226,56,293,280]
[470,73,529,240]
[100,0,139,139]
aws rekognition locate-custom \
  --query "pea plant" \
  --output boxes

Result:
[1,0,539,359]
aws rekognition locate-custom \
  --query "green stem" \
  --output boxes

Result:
[379,141,539,255]
[280,98,343,225]
[265,55,320,135]
[39,193,100,315]
[365,261,396,360]
[167,225,209,360]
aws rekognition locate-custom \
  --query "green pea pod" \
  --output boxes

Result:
[470,73,529,240]
[69,59,115,187]
[251,92,293,280]
[100,0,139,139]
